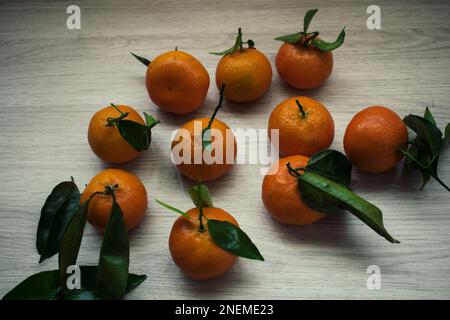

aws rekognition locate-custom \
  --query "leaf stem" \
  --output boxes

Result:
[295,99,307,119]
[202,84,226,148]
[198,207,206,233]
[303,31,319,47]
[235,27,243,52]
[104,184,119,201]
[107,104,129,127]
[399,149,450,192]
[286,162,304,178]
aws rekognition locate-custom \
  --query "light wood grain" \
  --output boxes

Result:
[1,0,450,299]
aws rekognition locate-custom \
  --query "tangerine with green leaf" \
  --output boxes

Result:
[80,168,148,232]
[157,184,264,280]
[131,49,209,114]
[88,104,159,164]
[275,9,345,89]
[262,155,326,225]
[212,28,272,102]
[171,85,237,181]
[344,106,408,173]
[268,96,334,156]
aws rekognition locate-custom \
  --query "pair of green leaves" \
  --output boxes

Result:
[108,103,159,152]
[2,267,146,300]
[289,150,399,243]
[3,179,145,300]
[210,28,255,56]
[36,178,80,263]
[275,8,346,52]
[400,107,450,191]
[156,184,264,261]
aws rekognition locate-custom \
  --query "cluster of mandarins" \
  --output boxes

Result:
[83,10,408,280]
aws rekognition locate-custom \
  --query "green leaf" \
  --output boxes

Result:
[274,32,303,44]
[36,179,80,262]
[155,199,191,219]
[144,112,160,129]
[116,119,151,152]
[3,266,147,300]
[303,9,318,33]
[188,184,214,208]
[299,171,399,243]
[207,219,264,261]
[298,179,340,214]
[403,114,443,158]
[130,52,151,67]
[443,123,450,146]
[210,27,253,56]
[402,108,449,191]
[62,266,146,300]
[58,199,90,288]
[2,270,60,300]
[210,46,236,56]
[305,150,352,186]
[311,27,346,51]
[94,200,129,300]
[424,107,436,125]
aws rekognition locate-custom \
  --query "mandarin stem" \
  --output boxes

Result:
[198,207,206,232]
[295,99,307,119]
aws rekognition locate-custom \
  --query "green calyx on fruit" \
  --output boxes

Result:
[107,103,159,152]
[210,27,255,56]
[274,8,346,52]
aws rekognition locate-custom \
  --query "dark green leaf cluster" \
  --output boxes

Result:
[3,179,146,300]
[401,107,450,191]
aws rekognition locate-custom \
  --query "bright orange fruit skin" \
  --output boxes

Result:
[146,50,210,115]
[88,105,145,164]
[80,168,148,232]
[215,48,272,102]
[171,117,237,182]
[344,106,408,174]
[169,207,239,280]
[262,155,325,225]
[275,40,333,90]
[268,96,334,156]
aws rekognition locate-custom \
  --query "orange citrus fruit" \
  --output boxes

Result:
[215,48,272,102]
[275,37,333,90]
[80,168,148,232]
[268,96,334,156]
[262,155,325,225]
[171,117,236,182]
[169,207,239,280]
[146,50,209,114]
[88,104,144,164]
[344,106,408,173]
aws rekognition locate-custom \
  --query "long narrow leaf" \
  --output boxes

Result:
[58,200,90,288]
[208,219,264,261]
[94,201,129,299]
[36,180,80,260]
[299,171,399,243]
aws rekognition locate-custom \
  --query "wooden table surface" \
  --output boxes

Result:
[1,0,450,299]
